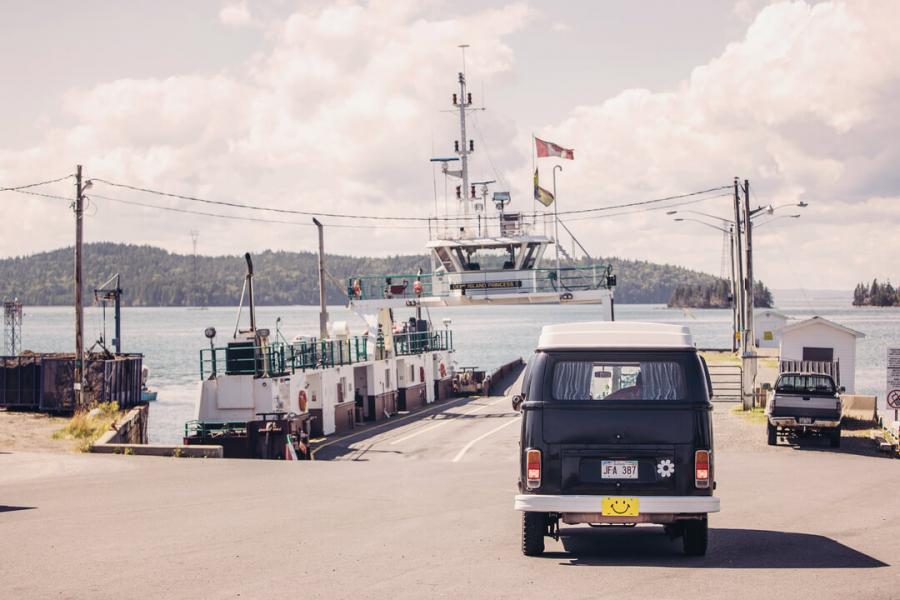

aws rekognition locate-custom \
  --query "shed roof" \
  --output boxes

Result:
[781,316,865,339]
[537,321,694,350]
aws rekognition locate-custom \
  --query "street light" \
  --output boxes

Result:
[753,214,801,229]
[673,217,739,351]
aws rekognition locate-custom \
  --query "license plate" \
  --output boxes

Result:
[601,460,639,479]
[602,496,640,517]
[799,417,813,424]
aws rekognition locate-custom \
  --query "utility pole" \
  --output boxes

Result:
[74,165,85,407]
[732,177,745,350]
[729,224,738,353]
[743,179,754,352]
[312,218,328,340]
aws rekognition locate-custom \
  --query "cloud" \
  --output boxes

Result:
[0,0,898,292]
[219,1,255,28]
[528,0,900,288]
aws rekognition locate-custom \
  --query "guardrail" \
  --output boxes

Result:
[392,329,453,356]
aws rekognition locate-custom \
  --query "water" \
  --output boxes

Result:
[14,292,900,443]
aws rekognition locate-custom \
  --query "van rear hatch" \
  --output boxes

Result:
[539,350,710,496]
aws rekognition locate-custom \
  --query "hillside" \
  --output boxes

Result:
[0,243,724,306]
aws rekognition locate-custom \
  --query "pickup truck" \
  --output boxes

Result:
[765,372,844,448]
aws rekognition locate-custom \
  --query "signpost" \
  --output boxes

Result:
[887,348,900,428]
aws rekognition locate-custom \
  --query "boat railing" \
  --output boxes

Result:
[392,329,453,356]
[348,264,613,300]
[289,336,369,370]
[349,273,432,302]
[426,212,555,240]
[184,419,248,439]
[200,342,289,380]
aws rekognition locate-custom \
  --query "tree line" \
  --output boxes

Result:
[668,279,773,309]
[853,279,898,306]
[0,242,729,307]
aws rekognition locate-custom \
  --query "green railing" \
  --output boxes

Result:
[200,342,289,380]
[393,329,453,356]
[184,420,248,438]
[290,336,369,370]
[348,265,614,301]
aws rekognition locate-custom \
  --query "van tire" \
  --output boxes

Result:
[767,422,777,446]
[522,512,546,556]
[683,518,708,556]
[829,427,841,448]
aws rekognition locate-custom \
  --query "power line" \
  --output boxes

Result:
[90,177,733,222]
[0,174,73,192]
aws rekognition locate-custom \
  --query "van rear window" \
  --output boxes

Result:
[552,360,687,401]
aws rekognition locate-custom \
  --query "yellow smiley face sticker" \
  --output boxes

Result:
[601,496,640,517]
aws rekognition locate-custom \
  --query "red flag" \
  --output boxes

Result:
[535,137,574,160]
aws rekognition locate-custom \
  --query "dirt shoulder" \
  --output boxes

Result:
[716,403,888,459]
[0,409,77,453]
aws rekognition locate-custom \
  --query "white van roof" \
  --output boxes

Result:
[537,321,694,350]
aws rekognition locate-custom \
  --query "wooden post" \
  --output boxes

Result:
[743,179,754,351]
[74,165,85,408]
[313,218,328,340]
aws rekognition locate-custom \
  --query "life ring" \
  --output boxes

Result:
[352,279,362,298]
[413,280,423,296]
[439,362,447,379]
[298,390,308,412]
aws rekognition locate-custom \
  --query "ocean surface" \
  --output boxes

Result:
[14,290,899,443]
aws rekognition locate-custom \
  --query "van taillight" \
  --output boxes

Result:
[526,448,541,490]
[695,450,710,488]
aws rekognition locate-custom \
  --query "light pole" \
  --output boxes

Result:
[552,165,563,284]
[674,218,739,351]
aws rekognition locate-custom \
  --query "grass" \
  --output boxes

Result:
[731,405,768,425]
[52,401,122,452]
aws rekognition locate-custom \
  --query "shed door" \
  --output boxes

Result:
[802,346,834,362]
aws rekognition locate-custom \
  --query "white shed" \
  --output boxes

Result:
[754,310,790,349]
[779,317,865,393]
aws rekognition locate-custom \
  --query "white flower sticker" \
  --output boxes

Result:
[657,459,675,478]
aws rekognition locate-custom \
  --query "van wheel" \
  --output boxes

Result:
[522,512,546,556]
[829,427,841,448]
[767,422,777,446]
[683,518,708,556]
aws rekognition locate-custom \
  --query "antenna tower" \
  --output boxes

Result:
[3,299,23,355]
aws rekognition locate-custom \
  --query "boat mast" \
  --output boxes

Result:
[456,44,472,237]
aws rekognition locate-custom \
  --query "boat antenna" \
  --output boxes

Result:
[456,44,473,236]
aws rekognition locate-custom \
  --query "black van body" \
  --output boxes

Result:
[514,331,719,557]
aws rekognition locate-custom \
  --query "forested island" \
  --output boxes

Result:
[667,280,773,309]
[0,243,727,307]
[853,280,898,306]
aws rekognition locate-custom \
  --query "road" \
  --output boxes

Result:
[1,383,898,600]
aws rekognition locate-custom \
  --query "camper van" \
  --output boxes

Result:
[513,322,720,556]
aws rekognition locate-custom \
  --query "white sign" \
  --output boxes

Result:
[887,348,900,409]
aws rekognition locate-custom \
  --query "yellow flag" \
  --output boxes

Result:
[534,169,554,207]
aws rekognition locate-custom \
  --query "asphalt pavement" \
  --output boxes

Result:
[1,387,898,600]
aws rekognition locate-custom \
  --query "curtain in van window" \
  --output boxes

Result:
[553,362,593,400]
[640,361,686,400]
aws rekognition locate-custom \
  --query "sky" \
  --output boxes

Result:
[0,0,897,290]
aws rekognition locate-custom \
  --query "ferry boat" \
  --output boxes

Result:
[183,55,616,459]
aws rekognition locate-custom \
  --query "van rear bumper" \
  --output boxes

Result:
[514,494,720,514]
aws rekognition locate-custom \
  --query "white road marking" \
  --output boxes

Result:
[451,416,520,463]
[389,396,509,445]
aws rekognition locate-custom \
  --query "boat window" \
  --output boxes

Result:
[775,374,835,394]
[434,247,456,272]
[454,246,518,271]
[552,360,687,401]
